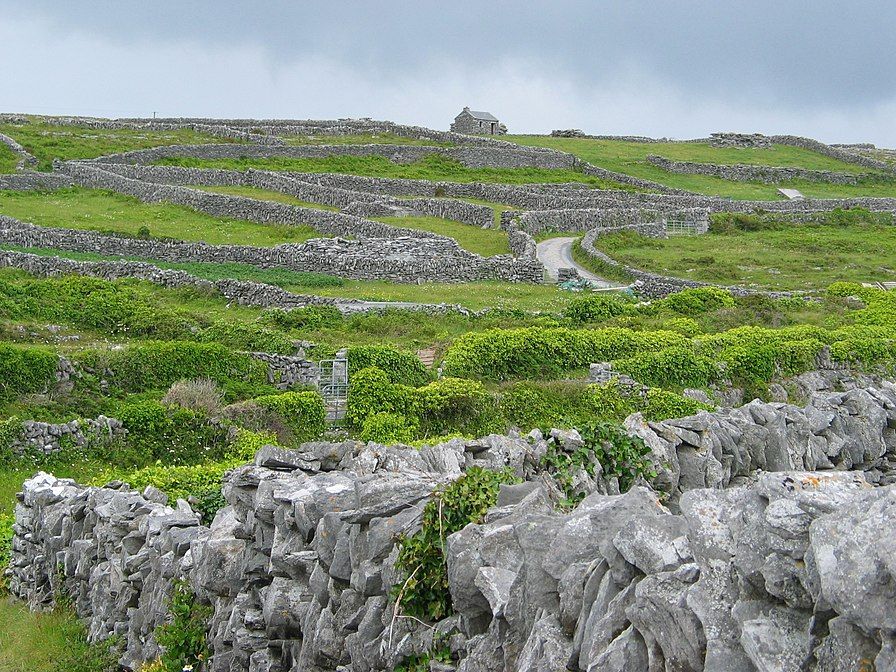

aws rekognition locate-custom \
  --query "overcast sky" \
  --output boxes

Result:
[2,1,894,145]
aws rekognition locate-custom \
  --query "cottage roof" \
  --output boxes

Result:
[463,108,498,122]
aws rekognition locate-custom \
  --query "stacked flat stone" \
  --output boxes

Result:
[8,416,125,456]
[8,382,896,671]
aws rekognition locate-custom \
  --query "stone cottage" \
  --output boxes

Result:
[450,107,504,135]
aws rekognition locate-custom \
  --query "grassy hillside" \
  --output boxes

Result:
[0,120,235,171]
[0,145,17,174]
[0,187,321,246]
[503,135,896,200]
[157,153,639,189]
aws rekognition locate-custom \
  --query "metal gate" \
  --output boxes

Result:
[318,357,348,422]
[665,214,709,236]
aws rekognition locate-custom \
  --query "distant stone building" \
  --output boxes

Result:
[451,107,505,135]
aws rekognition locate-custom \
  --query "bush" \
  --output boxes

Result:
[613,346,718,388]
[416,377,497,437]
[442,327,686,381]
[199,320,296,354]
[0,275,192,339]
[155,581,213,672]
[101,462,229,522]
[0,344,57,402]
[563,294,631,324]
[252,391,327,443]
[393,467,520,620]
[346,367,420,429]
[658,287,735,316]
[117,399,232,465]
[105,341,267,393]
[161,378,225,416]
[348,345,429,387]
[360,412,418,444]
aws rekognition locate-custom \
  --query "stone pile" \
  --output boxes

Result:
[7,416,125,455]
[8,383,896,670]
[245,351,321,389]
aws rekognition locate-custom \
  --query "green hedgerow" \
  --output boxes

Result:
[104,341,267,393]
[563,294,632,324]
[116,399,232,465]
[346,367,420,429]
[252,390,327,443]
[199,320,296,355]
[360,412,418,444]
[0,344,57,402]
[347,345,429,387]
[393,467,520,621]
[416,377,497,437]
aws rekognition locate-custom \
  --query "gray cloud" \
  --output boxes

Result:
[2,1,895,144]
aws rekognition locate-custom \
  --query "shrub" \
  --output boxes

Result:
[117,399,232,465]
[659,287,735,316]
[161,378,225,416]
[100,462,229,522]
[416,377,496,437]
[360,412,418,444]
[0,344,57,402]
[155,581,213,672]
[252,391,327,443]
[441,327,687,381]
[393,467,520,620]
[557,422,653,499]
[613,346,718,388]
[261,305,343,330]
[105,341,267,393]
[348,345,429,387]
[199,320,296,355]
[499,382,571,432]
[563,294,631,324]
[346,367,420,429]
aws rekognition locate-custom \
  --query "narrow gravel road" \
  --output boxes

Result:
[536,237,622,289]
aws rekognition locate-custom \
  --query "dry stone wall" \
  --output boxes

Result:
[8,382,896,671]
[0,171,72,190]
[6,416,125,456]
[60,162,444,242]
[0,215,540,285]
[0,131,38,169]
[647,154,868,185]
[90,142,577,170]
[0,250,484,316]
[507,206,709,235]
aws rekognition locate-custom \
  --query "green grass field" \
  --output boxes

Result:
[299,278,567,311]
[156,153,639,189]
[502,135,896,200]
[0,121,233,172]
[0,144,17,174]
[0,187,322,246]
[375,215,509,255]
[194,185,509,255]
[589,221,896,290]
